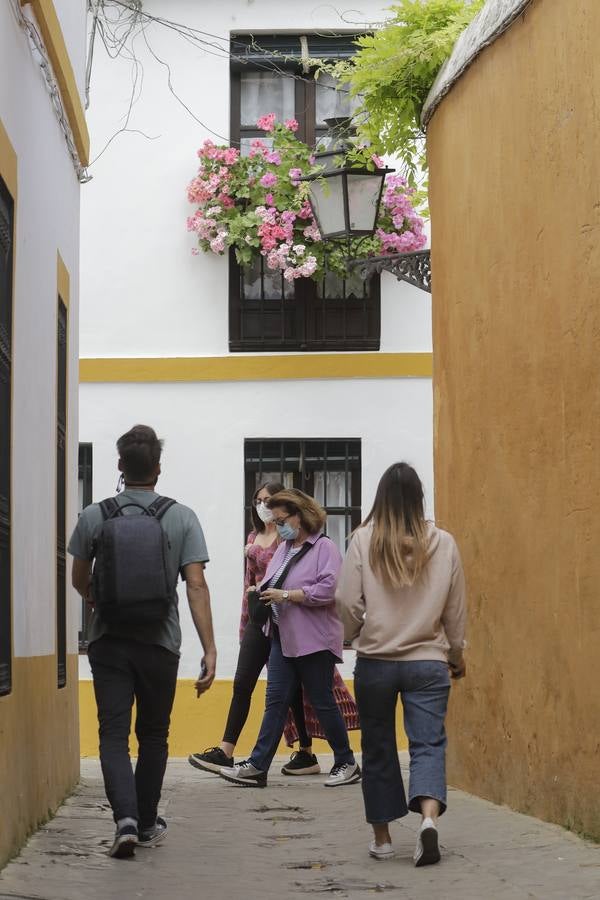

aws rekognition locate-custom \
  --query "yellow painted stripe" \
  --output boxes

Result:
[21,0,90,166]
[80,678,408,758]
[79,353,433,383]
[0,118,17,198]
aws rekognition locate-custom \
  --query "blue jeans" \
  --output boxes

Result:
[354,657,450,823]
[249,632,355,773]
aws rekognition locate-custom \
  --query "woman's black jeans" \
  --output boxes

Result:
[88,635,179,827]
[222,621,310,747]
[354,657,450,823]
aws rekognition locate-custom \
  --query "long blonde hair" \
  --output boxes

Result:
[363,463,430,588]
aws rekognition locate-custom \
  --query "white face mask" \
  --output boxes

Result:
[256,501,274,524]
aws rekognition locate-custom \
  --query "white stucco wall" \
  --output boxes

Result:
[0,2,84,656]
[79,0,431,358]
[77,376,433,680]
[78,0,433,683]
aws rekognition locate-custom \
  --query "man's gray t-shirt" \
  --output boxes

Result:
[68,489,209,655]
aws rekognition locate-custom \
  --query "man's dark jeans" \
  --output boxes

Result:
[88,635,179,826]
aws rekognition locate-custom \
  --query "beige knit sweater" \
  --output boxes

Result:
[335,523,466,662]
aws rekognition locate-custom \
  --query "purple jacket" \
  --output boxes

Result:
[260,532,344,661]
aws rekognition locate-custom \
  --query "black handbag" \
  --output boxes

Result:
[247,538,320,626]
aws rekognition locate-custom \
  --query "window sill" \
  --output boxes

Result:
[229,339,381,353]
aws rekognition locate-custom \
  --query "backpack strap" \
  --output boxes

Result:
[146,496,177,520]
[99,497,121,520]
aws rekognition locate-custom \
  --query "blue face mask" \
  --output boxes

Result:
[277,521,299,541]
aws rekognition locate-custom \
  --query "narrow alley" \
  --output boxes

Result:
[1,755,599,900]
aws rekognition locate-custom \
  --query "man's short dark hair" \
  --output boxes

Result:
[117,424,163,483]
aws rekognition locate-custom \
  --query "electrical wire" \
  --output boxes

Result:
[106,0,360,93]
[86,1,375,165]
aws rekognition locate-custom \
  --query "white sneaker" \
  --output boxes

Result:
[368,839,395,860]
[414,817,441,867]
[323,761,361,787]
[218,759,267,787]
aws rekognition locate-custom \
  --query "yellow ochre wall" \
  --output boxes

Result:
[80,678,408,757]
[0,656,79,864]
[427,0,600,838]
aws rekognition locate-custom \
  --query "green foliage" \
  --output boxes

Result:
[323,0,484,186]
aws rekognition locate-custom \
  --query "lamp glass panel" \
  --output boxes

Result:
[309,175,347,237]
[346,173,384,232]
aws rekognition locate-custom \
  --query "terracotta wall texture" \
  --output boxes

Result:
[427,0,600,838]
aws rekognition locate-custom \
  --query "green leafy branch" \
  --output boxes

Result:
[313,0,484,189]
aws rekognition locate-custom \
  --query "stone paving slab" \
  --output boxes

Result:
[1,754,599,900]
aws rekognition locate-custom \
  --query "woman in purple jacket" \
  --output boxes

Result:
[218,488,360,788]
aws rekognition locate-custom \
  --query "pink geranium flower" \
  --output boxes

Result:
[260,172,278,188]
[223,147,239,165]
[188,125,426,282]
[256,113,276,132]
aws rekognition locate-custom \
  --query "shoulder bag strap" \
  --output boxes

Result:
[265,535,323,591]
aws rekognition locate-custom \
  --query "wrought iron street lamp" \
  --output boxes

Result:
[301,117,394,241]
[301,118,432,293]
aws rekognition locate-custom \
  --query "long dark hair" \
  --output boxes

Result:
[251,481,285,533]
[362,462,429,587]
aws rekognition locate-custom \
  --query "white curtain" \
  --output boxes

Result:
[314,471,349,552]
[315,73,361,125]
[241,72,295,126]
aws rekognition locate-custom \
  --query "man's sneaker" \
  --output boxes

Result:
[281,750,321,776]
[369,839,395,860]
[108,822,138,859]
[323,761,361,787]
[218,759,267,787]
[188,747,234,774]
[414,817,441,867]
[138,816,167,848]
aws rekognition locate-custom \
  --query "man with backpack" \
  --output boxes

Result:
[69,424,216,859]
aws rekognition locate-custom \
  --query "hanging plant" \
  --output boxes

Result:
[321,0,485,187]
[186,115,426,284]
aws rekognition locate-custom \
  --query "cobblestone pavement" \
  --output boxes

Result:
[1,754,600,900]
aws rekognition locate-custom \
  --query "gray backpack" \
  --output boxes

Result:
[92,496,176,625]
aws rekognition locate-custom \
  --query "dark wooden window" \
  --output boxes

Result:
[0,177,14,697]
[78,443,93,652]
[244,438,361,553]
[56,297,67,688]
[229,34,380,352]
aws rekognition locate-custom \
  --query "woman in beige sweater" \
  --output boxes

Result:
[336,462,466,867]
